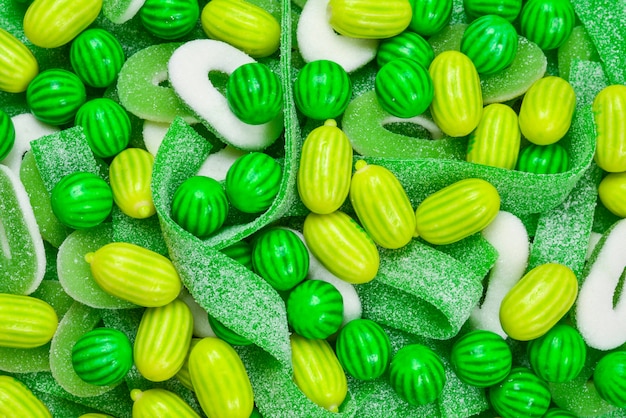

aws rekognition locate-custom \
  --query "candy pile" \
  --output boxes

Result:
[1,0,626,416]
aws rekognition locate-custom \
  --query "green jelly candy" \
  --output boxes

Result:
[375,58,433,118]
[450,329,512,388]
[460,14,518,75]
[220,240,253,270]
[463,0,522,22]
[208,314,252,346]
[225,152,281,213]
[26,69,87,126]
[520,0,575,51]
[593,351,626,408]
[50,172,113,230]
[527,324,586,383]
[251,228,309,291]
[557,26,600,81]
[71,328,133,386]
[286,280,343,340]
[294,60,352,120]
[389,344,446,406]
[335,318,391,381]
[140,0,200,40]
[408,0,453,36]
[376,31,434,69]
[489,367,551,418]
[75,98,131,159]
[171,175,229,238]
[516,143,570,174]
[227,62,283,125]
[70,28,125,88]
[0,109,15,161]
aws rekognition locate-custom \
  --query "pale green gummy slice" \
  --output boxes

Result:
[558,26,601,81]
[102,0,145,24]
[112,207,168,257]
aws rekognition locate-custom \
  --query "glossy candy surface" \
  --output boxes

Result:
[328,0,412,39]
[450,329,512,387]
[0,375,51,417]
[593,351,626,407]
[26,69,87,126]
[389,344,446,406]
[489,367,551,417]
[286,280,343,339]
[140,0,200,40]
[598,172,626,218]
[592,84,626,172]
[0,293,58,349]
[171,176,229,238]
[516,143,570,174]
[527,323,586,383]
[131,388,200,418]
[0,27,38,93]
[376,31,434,69]
[294,60,352,120]
[520,0,575,51]
[466,103,520,169]
[460,14,518,75]
[463,0,522,22]
[74,98,132,158]
[70,28,125,88]
[71,328,133,386]
[227,62,283,125]
[335,319,391,381]
[375,58,433,118]
[225,152,281,213]
[109,148,156,219]
[408,0,453,36]
[0,109,15,161]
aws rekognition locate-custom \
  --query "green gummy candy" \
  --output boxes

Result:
[102,0,146,24]
[112,207,168,256]
[557,26,600,81]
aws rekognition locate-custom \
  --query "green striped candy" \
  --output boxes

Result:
[460,14,518,75]
[208,315,252,346]
[542,408,578,417]
[0,109,15,161]
[489,367,551,418]
[375,58,433,118]
[287,280,343,340]
[463,0,522,22]
[593,351,626,408]
[225,152,281,213]
[450,329,512,387]
[376,31,434,69]
[26,69,86,126]
[408,0,453,36]
[227,62,283,125]
[71,328,133,386]
[520,0,575,51]
[140,0,200,40]
[74,98,131,158]
[527,324,586,383]
[294,60,352,120]
[70,28,125,88]
[335,319,391,381]
[389,344,446,406]
[220,240,253,270]
[516,143,570,174]
[251,228,309,291]
[50,171,113,230]
[171,176,229,238]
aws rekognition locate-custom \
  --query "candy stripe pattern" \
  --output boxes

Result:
[0,294,58,349]
[389,344,446,406]
[131,388,201,417]
[463,0,522,22]
[375,58,433,118]
[227,62,282,125]
[0,28,38,93]
[27,69,86,125]
[225,152,281,213]
[409,0,453,36]
[528,324,586,383]
[71,328,132,386]
[109,148,156,219]
[70,29,125,88]
[335,319,391,380]
[0,376,52,417]
[460,15,518,75]
[376,31,434,69]
[489,367,551,417]
[516,143,570,174]
[294,60,352,120]
[520,0,575,50]
[0,110,15,160]
[450,330,512,387]
[328,0,412,39]
[287,280,343,339]
[592,84,626,172]
[75,98,131,158]
[467,103,520,169]
[140,0,200,40]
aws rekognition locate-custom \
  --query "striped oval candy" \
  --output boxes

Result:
[208,315,252,346]
[0,27,38,93]
[350,160,416,249]
[463,0,522,22]
[171,176,229,238]
[219,240,253,270]
[592,84,626,172]
[175,338,201,391]
[335,318,391,381]
[376,31,434,69]
[598,172,626,218]
[70,28,125,88]
[251,227,309,291]
[131,388,201,418]
[0,375,51,417]
[408,0,453,36]
[85,242,182,307]
[226,62,283,125]
[527,323,586,383]
[328,0,412,39]
[389,344,446,406]
[518,76,576,145]
[50,172,113,230]
[189,337,254,418]
[287,280,343,340]
[489,367,551,417]
[499,263,578,341]
[109,148,156,219]
[414,178,500,245]
[74,98,132,158]
[71,328,133,386]
[0,109,15,161]
[0,294,58,349]
[26,69,86,126]
[201,0,280,58]
[516,143,570,174]
[429,50,483,137]
[460,14,518,75]
[297,119,353,214]
[291,333,347,412]
[140,0,200,40]
[593,351,626,408]
[303,211,379,284]
[294,60,352,120]
[375,58,433,118]
[450,329,512,387]
[520,0,575,51]
[224,152,281,213]
[467,103,520,169]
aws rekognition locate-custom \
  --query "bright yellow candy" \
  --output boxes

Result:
[0,375,51,417]
[131,388,200,418]
[328,0,412,39]
[109,148,156,219]
[593,84,626,172]
[0,28,38,93]
[599,171,626,218]
[0,293,58,349]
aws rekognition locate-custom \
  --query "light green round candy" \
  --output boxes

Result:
[0,109,15,161]
[489,367,551,417]
[140,0,200,40]
[389,344,446,406]
[71,328,133,386]
[75,98,131,159]
[294,60,352,120]
[286,280,343,340]
[520,0,575,51]
[376,31,434,69]
[460,14,518,75]
[593,351,626,408]
[528,324,586,383]
[227,62,283,125]
[408,0,453,36]
[70,28,125,88]
[335,319,391,381]
[375,58,433,118]
[26,69,86,126]
[225,152,281,213]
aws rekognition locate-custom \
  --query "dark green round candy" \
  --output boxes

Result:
[0,109,15,161]
[171,175,229,238]
[375,58,433,118]
[225,152,281,213]
[50,172,113,230]
[593,351,626,408]
[208,315,252,346]
[75,98,131,159]
[376,31,434,69]
[460,14,518,75]
[70,28,125,88]
[220,240,253,270]
[251,228,309,291]
[26,69,86,126]
[528,324,586,383]
[389,344,446,406]
[520,0,575,51]
[489,367,551,418]
[516,143,570,174]
[71,328,133,386]
[463,0,522,22]
[227,62,283,125]
[450,329,512,388]
[140,0,200,40]
[294,60,352,120]
[408,0,453,36]
[286,280,343,339]
[335,319,391,381]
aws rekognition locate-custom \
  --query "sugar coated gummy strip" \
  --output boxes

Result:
[2,114,58,174]
[435,234,498,282]
[102,0,146,24]
[111,207,168,257]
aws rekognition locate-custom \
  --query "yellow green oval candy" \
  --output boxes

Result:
[0,293,58,349]
[71,328,133,386]
[328,0,412,39]
[109,148,156,219]
[70,28,125,88]
[599,172,626,218]
[131,388,201,418]
[593,84,626,173]
[171,176,229,238]
[467,103,520,169]
[27,69,87,126]
[0,375,51,417]
[0,27,39,93]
